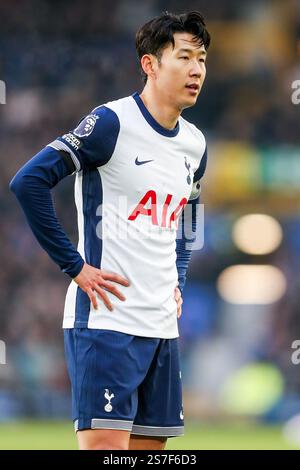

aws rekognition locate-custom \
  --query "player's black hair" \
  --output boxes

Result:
[136,11,211,83]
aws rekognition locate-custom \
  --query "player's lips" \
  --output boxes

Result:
[185,83,200,90]
[185,83,199,95]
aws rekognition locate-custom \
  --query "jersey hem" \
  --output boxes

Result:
[62,319,179,339]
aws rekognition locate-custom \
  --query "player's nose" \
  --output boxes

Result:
[189,59,203,78]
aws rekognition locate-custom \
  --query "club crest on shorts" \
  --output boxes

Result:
[104,389,115,412]
[74,114,98,137]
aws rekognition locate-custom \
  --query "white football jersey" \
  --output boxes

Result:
[49,93,206,338]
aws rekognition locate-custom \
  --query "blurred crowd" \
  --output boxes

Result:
[1,0,300,420]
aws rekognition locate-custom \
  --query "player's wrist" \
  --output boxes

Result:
[63,257,85,279]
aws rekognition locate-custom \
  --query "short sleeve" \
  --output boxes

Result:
[47,105,120,171]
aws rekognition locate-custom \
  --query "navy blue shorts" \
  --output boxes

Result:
[64,328,184,437]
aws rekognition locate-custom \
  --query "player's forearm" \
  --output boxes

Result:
[176,196,198,292]
[10,147,84,278]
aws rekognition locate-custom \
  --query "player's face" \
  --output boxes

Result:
[156,32,207,110]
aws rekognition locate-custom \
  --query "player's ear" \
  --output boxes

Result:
[140,54,157,80]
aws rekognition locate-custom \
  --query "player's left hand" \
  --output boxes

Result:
[174,286,183,318]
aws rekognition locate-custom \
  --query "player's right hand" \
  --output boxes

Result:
[73,263,130,311]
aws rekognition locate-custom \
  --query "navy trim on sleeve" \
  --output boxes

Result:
[9,147,84,278]
[49,106,120,171]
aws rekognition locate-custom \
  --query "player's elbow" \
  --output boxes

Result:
[9,172,21,195]
[9,171,29,197]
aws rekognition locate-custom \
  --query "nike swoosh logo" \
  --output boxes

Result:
[135,157,154,166]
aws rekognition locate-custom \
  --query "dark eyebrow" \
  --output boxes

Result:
[176,48,207,57]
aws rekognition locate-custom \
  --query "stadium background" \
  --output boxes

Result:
[1,0,300,449]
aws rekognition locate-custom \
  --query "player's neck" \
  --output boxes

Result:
[139,88,180,130]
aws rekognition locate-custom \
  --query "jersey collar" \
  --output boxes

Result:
[132,92,180,138]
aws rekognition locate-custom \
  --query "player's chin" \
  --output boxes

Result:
[183,88,199,102]
[180,94,198,109]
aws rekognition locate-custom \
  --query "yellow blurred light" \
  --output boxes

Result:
[233,214,283,255]
[220,363,284,416]
[217,265,286,304]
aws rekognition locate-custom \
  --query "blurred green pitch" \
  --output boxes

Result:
[0,421,299,450]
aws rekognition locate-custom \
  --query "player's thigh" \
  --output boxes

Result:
[132,338,184,438]
[77,429,130,450]
[65,329,159,435]
[129,435,167,450]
